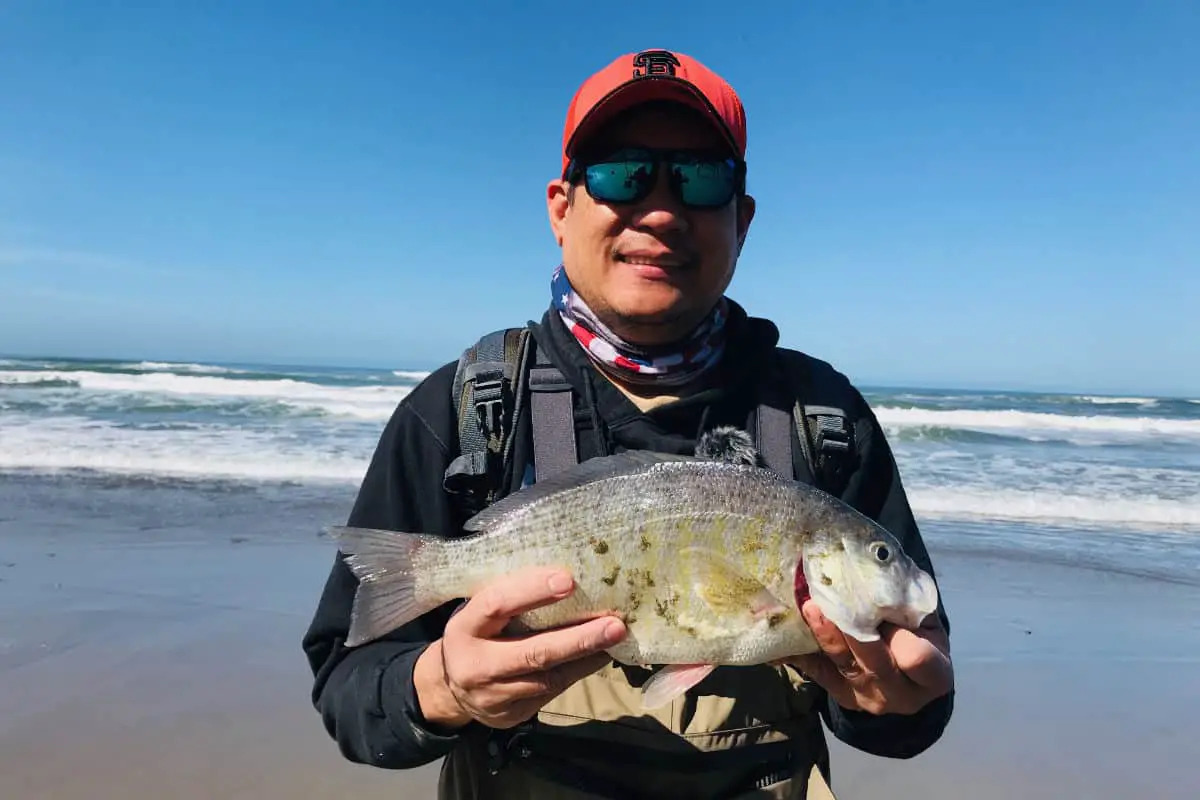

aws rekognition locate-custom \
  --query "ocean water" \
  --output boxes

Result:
[2,355,1198,582]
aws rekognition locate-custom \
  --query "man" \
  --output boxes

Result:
[303,49,954,799]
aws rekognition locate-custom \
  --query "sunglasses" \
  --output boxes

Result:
[566,147,745,209]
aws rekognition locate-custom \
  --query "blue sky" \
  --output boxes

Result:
[1,1,1196,396]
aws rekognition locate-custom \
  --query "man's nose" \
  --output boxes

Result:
[630,168,689,233]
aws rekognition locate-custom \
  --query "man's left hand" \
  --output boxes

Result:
[780,600,954,716]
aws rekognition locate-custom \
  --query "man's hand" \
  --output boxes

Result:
[413,566,626,731]
[782,600,953,716]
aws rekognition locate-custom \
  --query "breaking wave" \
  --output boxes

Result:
[0,368,412,420]
[909,486,1200,532]
[874,406,1200,444]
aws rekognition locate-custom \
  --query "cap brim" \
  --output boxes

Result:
[564,77,739,170]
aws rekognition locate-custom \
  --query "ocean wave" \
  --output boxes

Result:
[1076,395,1159,406]
[0,415,370,484]
[909,486,1200,531]
[875,406,1200,442]
[0,369,410,420]
[392,370,431,382]
[0,376,78,389]
[123,360,243,375]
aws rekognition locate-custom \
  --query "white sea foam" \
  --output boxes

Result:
[0,372,62,385]
[1077,395,1158,406]
[392,370,431,382]
[0,370,410,420]
[124,361,242,374]
[875,406,1200,442]
[0,415,369,484]
[909,486,1200,531]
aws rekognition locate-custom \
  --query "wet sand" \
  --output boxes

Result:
[1,475,1198,798]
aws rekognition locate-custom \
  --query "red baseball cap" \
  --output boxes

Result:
[561,49,747,177]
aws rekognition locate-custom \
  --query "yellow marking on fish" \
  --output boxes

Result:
[590,537,609,555]
[696,575,768,615]
[654,591,680,626]
[601,565,621,586]
[639,534,652,551]
[820,575,833,586]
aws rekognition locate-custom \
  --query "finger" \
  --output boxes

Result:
[841,631,898,680]
[456,566,578,638]
[492,616,626,679]
[787,654,858,709]
[801,601,859,675]
[881,625,954,693]
[490,651,614,704]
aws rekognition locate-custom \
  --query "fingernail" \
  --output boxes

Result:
[547,572,573,594]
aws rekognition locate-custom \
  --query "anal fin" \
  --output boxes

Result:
[640,663,716,710]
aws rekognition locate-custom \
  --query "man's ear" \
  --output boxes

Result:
[736,194,756,253]
[547,179,571,247]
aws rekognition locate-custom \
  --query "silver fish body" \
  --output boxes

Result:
[330,448,939,706]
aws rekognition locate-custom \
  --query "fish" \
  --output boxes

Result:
[327,427,940,709]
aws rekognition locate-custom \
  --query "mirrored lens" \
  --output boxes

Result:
[671,159,737,207]
[584,160,656,203]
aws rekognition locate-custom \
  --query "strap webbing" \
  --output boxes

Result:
[528,347,577,481]
[756,402,794,479]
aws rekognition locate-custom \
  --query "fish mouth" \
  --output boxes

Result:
[882,569,940,630]
[910,569,941,621]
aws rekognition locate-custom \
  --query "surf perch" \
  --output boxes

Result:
[328,428,940,709]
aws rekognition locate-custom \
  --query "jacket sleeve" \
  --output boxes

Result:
[301,362,470,769]
[818,389,955,759]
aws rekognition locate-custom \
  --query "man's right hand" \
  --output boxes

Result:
[412,566,627,731]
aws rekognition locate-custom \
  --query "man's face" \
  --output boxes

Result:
[547,102,756,346]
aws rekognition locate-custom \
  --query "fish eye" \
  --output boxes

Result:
[870,542,892,563]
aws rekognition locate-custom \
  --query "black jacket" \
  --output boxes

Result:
[301,300,954,770]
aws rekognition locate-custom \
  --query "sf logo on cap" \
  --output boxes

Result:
[632,50,680,78]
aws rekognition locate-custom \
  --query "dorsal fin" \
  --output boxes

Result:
[462,450,697,532]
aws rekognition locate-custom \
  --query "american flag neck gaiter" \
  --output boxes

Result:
[550,264,728,388]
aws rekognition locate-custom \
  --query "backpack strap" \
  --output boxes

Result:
[528,344,578,481]
[798,403,855,494]
[444,327,580,510]
[764,347,861,497]
[755,402,794,479]
[444,327,532,511]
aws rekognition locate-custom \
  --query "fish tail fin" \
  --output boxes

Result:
[325,525,447,647]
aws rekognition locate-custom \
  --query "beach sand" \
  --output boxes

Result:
[1,475,1197,799]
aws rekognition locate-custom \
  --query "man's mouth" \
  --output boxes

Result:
[615,252,692,270]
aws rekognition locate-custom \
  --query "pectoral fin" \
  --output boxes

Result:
[641,663,717,710]
[678,546,788,620]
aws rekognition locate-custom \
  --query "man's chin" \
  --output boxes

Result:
[604,305,701,344]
